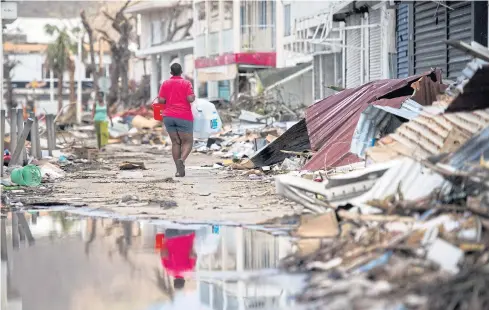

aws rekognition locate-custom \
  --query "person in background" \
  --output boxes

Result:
[158,229,197,290]
[158,63,195,177]
[92,91,113,150]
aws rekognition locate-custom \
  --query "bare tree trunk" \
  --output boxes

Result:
[120,50,130,107]
[3,58,18,110]
[107,61,120,106]
[97,0,134,108]
[57,71,64,113]
[81,10,100,94]
[5,71,15,110]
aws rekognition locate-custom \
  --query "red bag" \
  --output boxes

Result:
[155,233,165,250]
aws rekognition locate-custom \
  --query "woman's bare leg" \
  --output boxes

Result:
[178,132,194,162]
[168,132,182,164]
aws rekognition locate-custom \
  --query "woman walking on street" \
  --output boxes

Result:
[158,63,195,177]
[92,91,113,150]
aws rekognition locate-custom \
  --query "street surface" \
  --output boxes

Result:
[50,144,297,223]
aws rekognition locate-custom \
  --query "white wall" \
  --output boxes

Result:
[10,54,45,81]
[9,52,114,82]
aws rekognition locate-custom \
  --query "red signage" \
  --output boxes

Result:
[195,52,276,69]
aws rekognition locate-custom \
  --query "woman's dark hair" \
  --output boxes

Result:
[173,278,185,290]
[170,63,183,76]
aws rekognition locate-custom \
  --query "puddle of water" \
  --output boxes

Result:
[1,211,306,310]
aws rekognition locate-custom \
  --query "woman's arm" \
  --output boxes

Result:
[91,103,96,119]
[158,82,166,104]
[186,81,195,103]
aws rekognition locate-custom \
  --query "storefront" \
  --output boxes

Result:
[396,1,488,79]
[194,52,276,100]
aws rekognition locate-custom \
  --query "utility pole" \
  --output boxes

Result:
[64,27,84,124]
[77,33,83,123]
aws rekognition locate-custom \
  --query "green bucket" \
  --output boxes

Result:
[11,165,42,186]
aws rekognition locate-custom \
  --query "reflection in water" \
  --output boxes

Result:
[0,211,302,310]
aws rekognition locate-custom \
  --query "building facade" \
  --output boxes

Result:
[289,1,397,102]
[127,0,195,100]
[193,0,282,100]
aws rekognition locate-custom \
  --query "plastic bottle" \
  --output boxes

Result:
[192,99,222,139]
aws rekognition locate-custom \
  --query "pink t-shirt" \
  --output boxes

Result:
[161,233,196,278]
[158,76,194,121]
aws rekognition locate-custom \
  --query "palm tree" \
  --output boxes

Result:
[44,25,79,113]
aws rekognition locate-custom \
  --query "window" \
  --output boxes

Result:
[259,0,267,29]
[160,21,167,42]
[151,20,161,45]
[284,4,291,36]
[271,1,275,26]
[240,5,246,34]
[85,67,91,79]
[218,80,230,100]
[271,1,276,48]
[198,82,208,98]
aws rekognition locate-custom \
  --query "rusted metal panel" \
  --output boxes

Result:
[303,69,444,170]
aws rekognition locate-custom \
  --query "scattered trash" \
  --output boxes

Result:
[119,161,147,170]
[10,165,42,186]
[159,200,178,209]
[39,162,66,182]
[280,157,302,171]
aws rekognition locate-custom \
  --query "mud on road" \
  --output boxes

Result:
[34,144,298,223]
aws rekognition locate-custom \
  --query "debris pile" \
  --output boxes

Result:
[269,42,489,310]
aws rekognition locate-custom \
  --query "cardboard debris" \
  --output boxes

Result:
[294,211,339,238]
[131,115,160,129]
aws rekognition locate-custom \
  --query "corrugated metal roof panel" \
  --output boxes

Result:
[350,98,424,158]
[444,125,489,169]
[350,105,404,159]
[348,157,445,205]
[304,70,444,170]
[366,109,489,163]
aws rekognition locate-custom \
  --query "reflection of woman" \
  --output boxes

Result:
[158,229,197,290]
[91,92,113,150]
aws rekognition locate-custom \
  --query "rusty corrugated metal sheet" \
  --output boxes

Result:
[304,70,444,171]
[366,109,489,163]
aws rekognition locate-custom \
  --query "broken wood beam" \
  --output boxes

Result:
[8,118,33,167]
